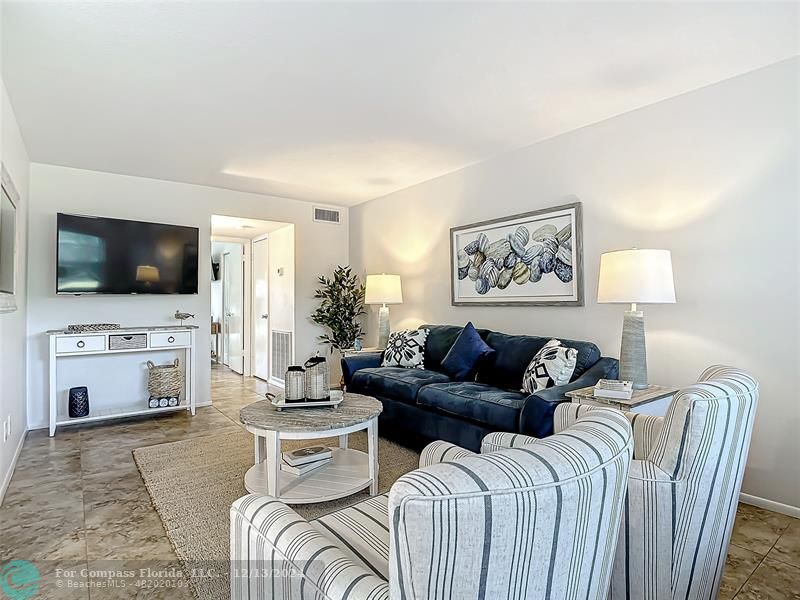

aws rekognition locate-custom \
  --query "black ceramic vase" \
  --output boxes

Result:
[68,386,90,418]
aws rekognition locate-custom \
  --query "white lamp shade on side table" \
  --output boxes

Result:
[365,274,403,349]
[598,249,675,390]
[597,249,675,304]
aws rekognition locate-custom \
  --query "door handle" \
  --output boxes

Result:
[261,314,269,319]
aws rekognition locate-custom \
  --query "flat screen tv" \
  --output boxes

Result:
[57,213,199,295]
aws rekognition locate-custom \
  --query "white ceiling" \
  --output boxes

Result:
[3,2,798,207]
[210,214,289,239]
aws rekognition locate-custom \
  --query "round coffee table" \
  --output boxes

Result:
[239,393,382,504]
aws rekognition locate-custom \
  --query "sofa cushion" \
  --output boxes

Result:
[422,324,491,373]
[521,339,578,393]
[381,328,429,369]
[311,493,390,579]
[350,367,450,405]
[440,321,495,381]
[417,382,527,431]
[477,331,601,390]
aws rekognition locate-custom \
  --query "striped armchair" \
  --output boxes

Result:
[481,365,759,600]
[230,407,633,600]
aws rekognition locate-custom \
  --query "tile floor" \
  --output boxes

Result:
[1,365,798,599]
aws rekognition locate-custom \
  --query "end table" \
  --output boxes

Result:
[566,384,678,416]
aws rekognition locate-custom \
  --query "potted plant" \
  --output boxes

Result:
[311,266,366,353]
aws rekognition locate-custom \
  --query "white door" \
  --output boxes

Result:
[252,237,270,380]
[223,250,244,374]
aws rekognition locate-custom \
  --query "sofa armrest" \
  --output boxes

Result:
[419,440,476,468]
[517,356,619,437]
[481,432,539,454]
[231,495,389,600]
[340,351,384,388]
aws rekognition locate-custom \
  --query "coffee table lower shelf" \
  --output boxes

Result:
[244,448,374,505]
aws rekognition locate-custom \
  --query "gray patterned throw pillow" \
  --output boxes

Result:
[381,329,430,369]
[521,339,578,393]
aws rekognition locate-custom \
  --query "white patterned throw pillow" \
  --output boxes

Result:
[521,339,578,394]
[381,329,429,369]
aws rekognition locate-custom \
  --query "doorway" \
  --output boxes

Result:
[211,215,295,384]
[252,236,269,380]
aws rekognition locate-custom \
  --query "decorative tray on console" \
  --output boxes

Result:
[267,391,343,411]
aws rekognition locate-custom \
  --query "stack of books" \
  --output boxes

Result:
[280,445,332,476]
[593,379,634,400]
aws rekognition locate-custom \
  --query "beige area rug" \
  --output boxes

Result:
[133,429,419,600]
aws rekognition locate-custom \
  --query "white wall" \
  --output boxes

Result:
[0,79,30,502]
[350,59,800,510]
[269,225,296,334]
[26,165,349,428]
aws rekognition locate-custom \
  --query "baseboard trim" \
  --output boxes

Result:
[1,429,28,506]
[740,493,800,519]
[27,403,214,432]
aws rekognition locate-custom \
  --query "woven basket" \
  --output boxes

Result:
[146,359,183,398]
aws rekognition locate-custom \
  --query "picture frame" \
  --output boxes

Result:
[450,201,583,306]
[0,163,19,314]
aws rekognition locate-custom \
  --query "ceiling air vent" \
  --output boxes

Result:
[313,206,341,224]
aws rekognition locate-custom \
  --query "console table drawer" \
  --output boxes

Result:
[109,333,147,350]
[56,335,106,354]
[150,331,191,348]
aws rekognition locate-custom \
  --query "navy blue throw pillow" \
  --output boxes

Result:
[441,322,494,381]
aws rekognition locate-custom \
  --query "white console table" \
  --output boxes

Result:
[47,325,198,435]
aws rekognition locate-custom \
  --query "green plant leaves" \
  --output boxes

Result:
[310,266,365,352]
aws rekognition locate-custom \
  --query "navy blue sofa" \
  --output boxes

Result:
[341,324,619,452]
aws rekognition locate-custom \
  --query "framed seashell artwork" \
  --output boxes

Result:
[450,201,584,306]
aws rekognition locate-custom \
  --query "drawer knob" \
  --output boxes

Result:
[77,340,85,348]
[168,336,175,343]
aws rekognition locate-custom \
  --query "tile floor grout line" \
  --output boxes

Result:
[730,517,798,598]
[78,427,93,600]
[723,524,797,600]
[760,528,798,569]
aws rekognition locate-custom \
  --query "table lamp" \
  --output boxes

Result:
[135,265,160,287]
[597,249,675,389]
[365,274,403,349]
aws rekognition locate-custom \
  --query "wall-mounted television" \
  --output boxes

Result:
[57,213,199,295]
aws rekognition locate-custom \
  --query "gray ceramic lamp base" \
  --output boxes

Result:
[377,305,390,350]
[620,310,649,390]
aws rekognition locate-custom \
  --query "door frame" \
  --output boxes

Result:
[251,233,271,382]
[212,235,252,377]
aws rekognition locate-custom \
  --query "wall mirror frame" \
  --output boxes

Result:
[0,163,20,314]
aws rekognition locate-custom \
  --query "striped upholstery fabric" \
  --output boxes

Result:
[311,494,391,579]
[230,495,389,600]
[231,408,633,600]
[546,365,759,600]
[554,403,664,460]
[480,431,539,454]
[419,439,476,467]
[389,407,633,600]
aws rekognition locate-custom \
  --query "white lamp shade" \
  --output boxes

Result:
[597,249,675,304]
[365,274,403,305]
